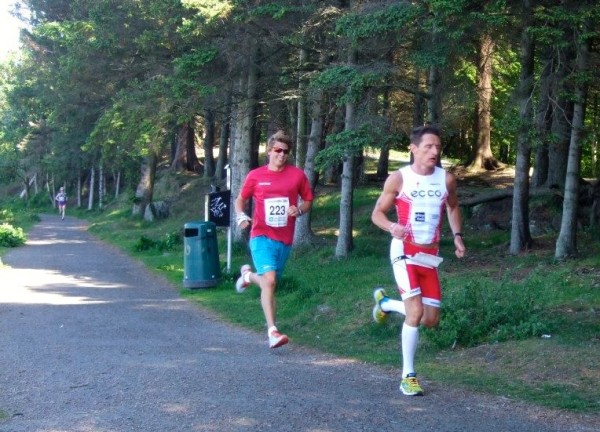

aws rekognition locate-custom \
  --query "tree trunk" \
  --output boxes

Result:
[45,173,52,205]
[87,167,95,211]
[412,69,426,127]
[592,96,598,179]
[114,171,121,199]
[547,40,574,189]
[469,33,500,171]
[336,130,355,257]
[215,88,232,181]
[377,89,392,180]
[548,100,572,189]
[427,65,442,125]
[172,122,201,173]
[77,172,82,208]
[555,24,590,259]
[294,86,323,246]
[323,106,344,184]
[590,178,600,228]
[185,122,201,173]
[132,152,157,217]
[98,164,104,210]
[531,47,554,187]
[427,24,443,126]
[377,146,390,181]
[295,47,308,169]
[21,176,30,200]
[509,7,534,255]
[335,49,357,259]
[171,124,186,172]
[203,109,216,179]
[231,40,258,242]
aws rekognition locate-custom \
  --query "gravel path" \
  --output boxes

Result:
[0,214,598,432]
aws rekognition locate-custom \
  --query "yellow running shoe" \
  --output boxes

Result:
[400,373,424,396]
[372,287,389,324]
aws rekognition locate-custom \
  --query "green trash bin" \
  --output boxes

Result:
[183,221,221,288]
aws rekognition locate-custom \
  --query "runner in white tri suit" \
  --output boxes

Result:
[392,164,448,307]
[371,125,466,396]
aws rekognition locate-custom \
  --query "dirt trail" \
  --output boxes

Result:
[1,214,598,432]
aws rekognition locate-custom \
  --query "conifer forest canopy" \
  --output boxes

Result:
[1,0,599,259]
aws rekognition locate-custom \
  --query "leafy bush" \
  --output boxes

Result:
[423,276,549,349]
[162,231,182,250]
[28,192,52,208]
[133,235,156,252]
[0,209,15,224]
[0,223,26,247]
[133,231,182,252]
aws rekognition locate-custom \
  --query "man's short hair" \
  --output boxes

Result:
[268,130,293,150]
[410,125,441,146]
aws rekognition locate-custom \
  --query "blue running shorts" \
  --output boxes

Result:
[249,236,292,278]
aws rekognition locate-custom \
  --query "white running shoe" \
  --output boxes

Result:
[235,264,252,293]
[268,329,289,349]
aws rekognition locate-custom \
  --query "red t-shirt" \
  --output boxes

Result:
[240,165,314,245]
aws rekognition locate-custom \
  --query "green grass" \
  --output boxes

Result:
[2,170,599,413]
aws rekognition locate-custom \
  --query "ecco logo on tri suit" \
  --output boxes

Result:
[410,189,443,198]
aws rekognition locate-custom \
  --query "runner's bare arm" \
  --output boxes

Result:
[372,171,405,239]
[446,172,466,258]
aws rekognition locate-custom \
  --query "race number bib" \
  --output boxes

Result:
[264,197,289,227]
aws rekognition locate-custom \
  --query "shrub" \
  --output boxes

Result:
[423,276,549,349]
[133,231,182,252]
[0,209,15,224]
[133,235,157,252]
[0,223,26,247]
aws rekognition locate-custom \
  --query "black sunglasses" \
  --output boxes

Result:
[272,147,290,155]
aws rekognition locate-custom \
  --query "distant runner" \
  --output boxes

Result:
[55,187,68,220]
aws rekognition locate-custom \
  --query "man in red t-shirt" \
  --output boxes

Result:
[234,130,314,349]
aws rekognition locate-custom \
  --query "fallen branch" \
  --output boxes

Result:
[460,187,557,207]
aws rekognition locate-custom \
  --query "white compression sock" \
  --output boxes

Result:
[380,297,406,316]
[401,323,419,377]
